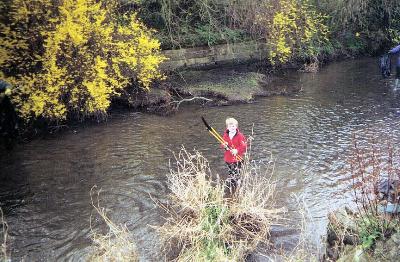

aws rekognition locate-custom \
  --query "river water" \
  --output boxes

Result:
[2,58,400,261]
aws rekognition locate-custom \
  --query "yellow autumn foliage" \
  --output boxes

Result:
[258,0,329,65]
[0,0,166,120]
[0,0,54,78]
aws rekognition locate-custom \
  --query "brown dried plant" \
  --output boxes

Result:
[0,208,9,262]
[348,138,400,249]
[88,187,138,262]
[156,147,284,261]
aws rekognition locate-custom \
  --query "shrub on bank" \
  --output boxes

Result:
[349,140,400,250]
[0,0,165,122]
[135,0,399,62]
[257,0,330,65]
[326,139,400,261]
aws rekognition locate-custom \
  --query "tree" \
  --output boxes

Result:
[257,0,329,65]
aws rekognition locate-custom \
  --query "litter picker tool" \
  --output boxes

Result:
[201,116,243,162]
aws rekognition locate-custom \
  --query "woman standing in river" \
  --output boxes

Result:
[221,117,247,194]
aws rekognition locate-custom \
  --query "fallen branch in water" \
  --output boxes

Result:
[170,96,212,110]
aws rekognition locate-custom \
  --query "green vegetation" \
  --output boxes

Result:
[135,0,253,50]
[357,214,399,250]
[175,70,267,102]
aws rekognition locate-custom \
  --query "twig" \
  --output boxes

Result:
[170,96,212,110]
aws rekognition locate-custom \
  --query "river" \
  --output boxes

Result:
[1,57,400,261]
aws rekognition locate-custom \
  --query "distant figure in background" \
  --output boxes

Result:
[388,44,400,88]
[379,53,391,78]
[0,80,17,150]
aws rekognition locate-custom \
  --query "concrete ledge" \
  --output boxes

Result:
[160,41,268,71]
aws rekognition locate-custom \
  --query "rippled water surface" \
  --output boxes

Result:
[2,58,400,260]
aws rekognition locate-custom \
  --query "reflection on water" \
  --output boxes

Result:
[2,58,400,260]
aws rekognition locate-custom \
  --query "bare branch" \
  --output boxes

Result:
[170,96,213,110]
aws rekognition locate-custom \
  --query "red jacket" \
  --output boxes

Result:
[221,129,247,163]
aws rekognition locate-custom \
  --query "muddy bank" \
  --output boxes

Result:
[119,64,301,115]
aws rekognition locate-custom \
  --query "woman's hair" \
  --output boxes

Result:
[225,117,238,127]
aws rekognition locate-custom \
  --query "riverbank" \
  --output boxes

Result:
[324,140,400,262]
[111,36,370,116]
[116,63,301,115]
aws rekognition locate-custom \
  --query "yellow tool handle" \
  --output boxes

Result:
[208,129,243,162]
[201,116,243,162]
[211,127,224,141]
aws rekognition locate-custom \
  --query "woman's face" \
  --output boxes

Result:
[227,123,237,133]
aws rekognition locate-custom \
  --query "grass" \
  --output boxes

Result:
[88,187,138,262]
[175,70,267,102]
[156,146,284,261]
[355,212,400,251]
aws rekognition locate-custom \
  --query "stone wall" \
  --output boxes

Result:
[160,41,268,71]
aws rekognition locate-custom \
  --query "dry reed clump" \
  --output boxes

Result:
[298,59,320,73]
[1,208,10,262]
[157,147,284,261]
[281,196,321,262]
[88,187,138,262]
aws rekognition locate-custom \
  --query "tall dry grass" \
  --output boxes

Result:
[88,187,138,262]
[156,147,284,261]
[281,195,320,262]
[0,208,9,262]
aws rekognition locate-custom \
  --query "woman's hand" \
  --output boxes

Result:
[231,149,238,155]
